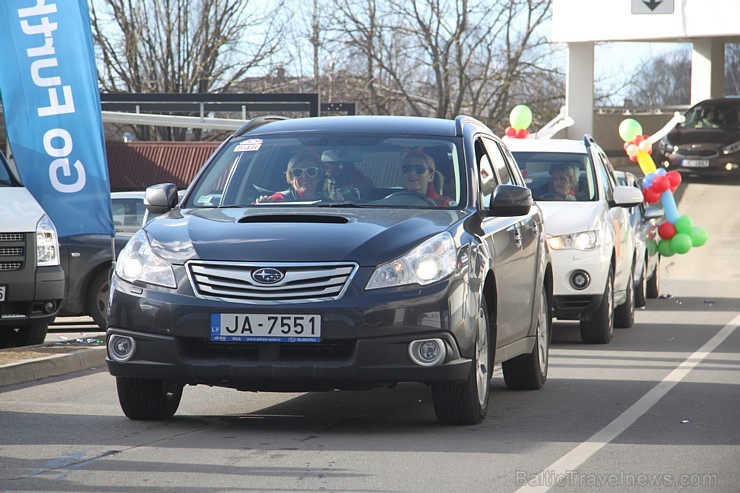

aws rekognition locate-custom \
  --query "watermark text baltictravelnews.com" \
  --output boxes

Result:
[515,470,719,488]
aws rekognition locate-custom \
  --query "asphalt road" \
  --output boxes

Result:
[1,176,738,492]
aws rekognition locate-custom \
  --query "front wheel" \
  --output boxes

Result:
[116,377,183,420]
[580,270,614,344]
[614,265,635,329]
[87,269,111,329]
[432,300,491,425]
[646,257,660,299]
[0,322,49,349]
[503,285,551,390]
[634,257,647,308]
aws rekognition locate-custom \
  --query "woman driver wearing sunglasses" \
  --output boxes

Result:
[255,153,329,203]
[401,151,453,206]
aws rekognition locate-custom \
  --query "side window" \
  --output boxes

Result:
[593,153,613,198]
[497,141,526,187]
[475,139,498,207]
[482,138,514,186]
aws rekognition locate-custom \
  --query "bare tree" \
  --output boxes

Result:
[624,48,691,106]
[324,0,556,129]
[91,0,285,140]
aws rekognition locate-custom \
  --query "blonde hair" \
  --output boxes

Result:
[550,163,578,189]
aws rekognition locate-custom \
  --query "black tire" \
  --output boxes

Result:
[87,269,111,329]
[116,377,183,420]
[0,322,49,349]
[646,257,660,299]
[580,270,614,344]
[634,256,647,308]
[615,264,635,329]
[503,285,550,390]
[432,300,491,425]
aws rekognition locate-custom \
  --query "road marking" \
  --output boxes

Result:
[515,314,740,493]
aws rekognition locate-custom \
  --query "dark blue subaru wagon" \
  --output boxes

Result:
[106,115,552,425]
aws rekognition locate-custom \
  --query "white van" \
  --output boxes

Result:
[0,149,65,348]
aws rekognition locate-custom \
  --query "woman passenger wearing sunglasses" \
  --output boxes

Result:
[255,153,330,203]
[401,151,453,206]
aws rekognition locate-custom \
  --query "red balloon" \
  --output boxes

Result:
[629,155,638,162]
[515,128,529,139]
[658,222,677,240]
[643,187,661,203]
[667,171,682,188]
[652,175,670,193]
[505,126,517,137]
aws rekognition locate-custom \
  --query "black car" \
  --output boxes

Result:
[657,97,740,178]
[106,115,552,425]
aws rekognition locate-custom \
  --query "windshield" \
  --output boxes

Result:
[511,151,597,202]
[682,102,740,130]
[184,133,464,209]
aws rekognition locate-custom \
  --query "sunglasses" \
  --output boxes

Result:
[290,167,320,177]
[402,164,429,174]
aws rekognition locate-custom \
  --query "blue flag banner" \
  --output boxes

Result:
[0,0,114,238]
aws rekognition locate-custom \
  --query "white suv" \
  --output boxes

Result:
[507,136,644,343]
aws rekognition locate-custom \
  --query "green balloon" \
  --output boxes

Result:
[689,226,708,247]
[674,215,693,234]
[657,239,674,257]
[510,105,532,129]
[670,233,692,254]
[619,118,643,142]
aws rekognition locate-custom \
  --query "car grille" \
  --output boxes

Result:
[187,261,358,304]
[675,148,718,158]
[0,233,25,272]
[555,296,593,311]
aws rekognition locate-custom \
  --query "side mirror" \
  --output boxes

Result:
[489,184,532,217]
[643,206,663,221]
[145,183,179,214]
[612,185,644,208]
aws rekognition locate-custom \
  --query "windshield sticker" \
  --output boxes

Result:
[235,139,263,152]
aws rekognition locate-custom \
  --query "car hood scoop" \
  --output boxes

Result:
[237,214,349,224]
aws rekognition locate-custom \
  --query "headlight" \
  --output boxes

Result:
[723,140,740,155]
[659,137,674,154]
[115,229,176,288]
[36,214,60,266]
[366,232,457,289]
[547,231,599,251]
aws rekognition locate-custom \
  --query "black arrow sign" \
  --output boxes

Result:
[643,0,663,11]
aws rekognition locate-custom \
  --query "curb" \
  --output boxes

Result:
[0,347,106,388]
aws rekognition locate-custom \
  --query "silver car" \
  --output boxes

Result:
[614,170,662,305]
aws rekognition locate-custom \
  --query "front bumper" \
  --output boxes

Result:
[549,248,609,320]
[658,151,740,176]
[0,265,65,327]
[106,274,475,391]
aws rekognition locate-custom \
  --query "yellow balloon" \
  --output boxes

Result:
[637,151,657,175]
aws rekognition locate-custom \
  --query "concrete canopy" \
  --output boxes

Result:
[551,0,740,138]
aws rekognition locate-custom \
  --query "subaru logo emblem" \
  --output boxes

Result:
[252,267,285,284]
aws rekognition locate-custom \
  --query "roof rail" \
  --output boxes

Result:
[454,115,487,137]
[234,115,290,137]
[583,134,596,150]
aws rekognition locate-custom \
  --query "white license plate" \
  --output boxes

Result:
[0,285,5,302]
[682,159,709,168]
[210,313,321,342]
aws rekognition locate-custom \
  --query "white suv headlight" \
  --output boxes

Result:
[115,229,176,288]
[366,232,457,289]
[36,214,60,266]
[547,231,599,251]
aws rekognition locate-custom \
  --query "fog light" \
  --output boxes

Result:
[43,301,57,314]
[726,163,737,171]
[570,270,590,290]
[108,335,136,362]
[408,339,446,367]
